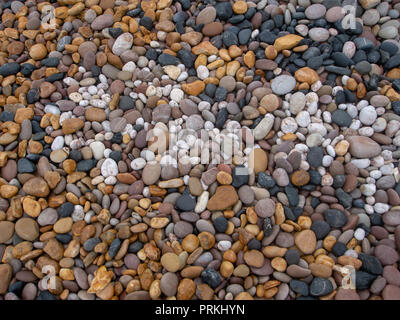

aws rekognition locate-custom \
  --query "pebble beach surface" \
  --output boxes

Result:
[1,0,400,301]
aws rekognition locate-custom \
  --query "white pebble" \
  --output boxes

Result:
[101,158,118,177]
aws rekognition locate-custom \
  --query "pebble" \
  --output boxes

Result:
[295,230,317,255]
[255,199,276,218]
[15,218,39,241]
[347,136,382,158]
[310,277,334,296]
[324,209,348,228]
[0,0,399,302]
[271,76,296,95]
[207,186,238,211]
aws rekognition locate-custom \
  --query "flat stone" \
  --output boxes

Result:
[255,198,275,218]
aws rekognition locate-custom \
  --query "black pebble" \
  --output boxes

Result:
[307,55,323,69]
[332,175,346,188]
[76,159,96,172]
[215,108,228,129]
[158,53,180,66]
[215,2,233,20]
[222,31,238,47]
[258,30,277,44]
[119,96,134,111]
[83,237,101,251]
[20,63,35,76]
[0,111,14,122]
[27,88,40,104]
[309,170,322,185]
[285,185,299,207]
[247,238,262,250]
[335,188,352,209]
[332,52,354,67]
[178,0,190,10]
[370,214,383,226]
[56,234,72,244]
[331,109,352,127]
[0,62,20,76]
[205,83,217,98]
[109,150,122,162]
[238,29,252,45]
[128,241,144,253]
[46,73,64,83]
[145,49,159,61]
[109,27,123,38]
[108,238,121,259]
[9,282,24,297]
[37,291,57,300]
[177,50,196,68]
[381,42,398,56]
[355,271,376,290]
[69,149,82,162]
[111,133,122,144]
[284,206,296,221]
